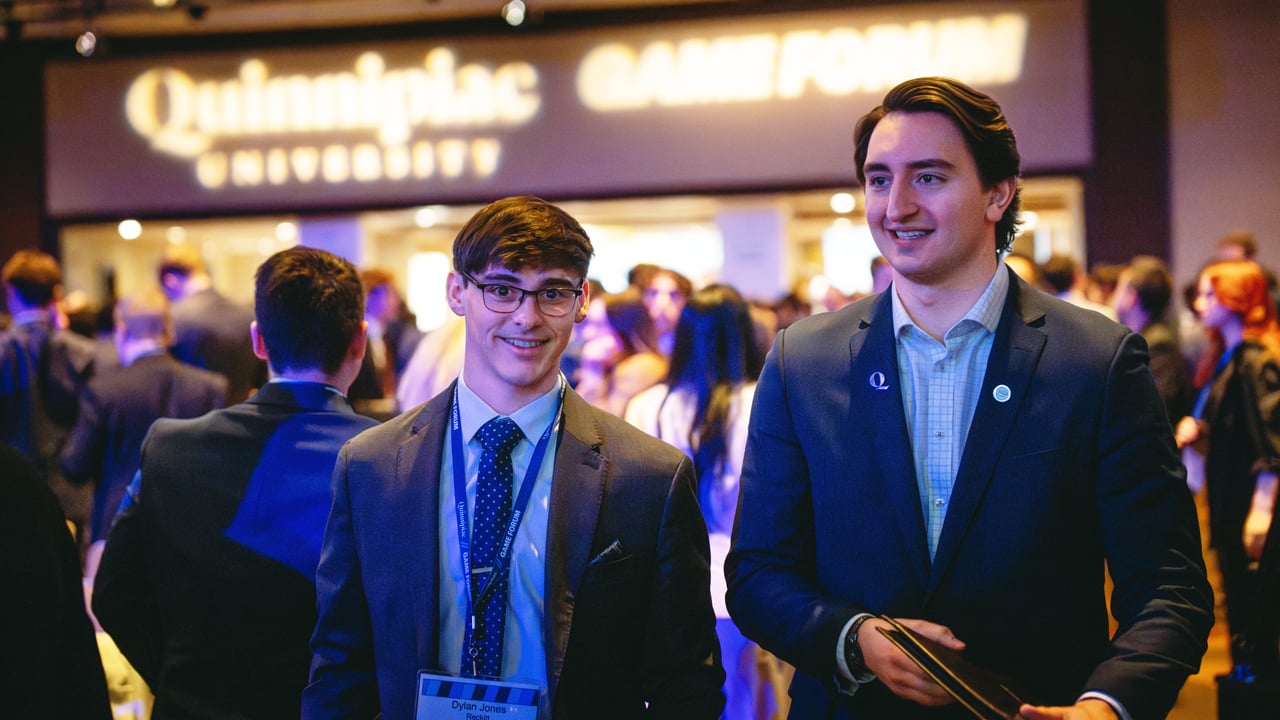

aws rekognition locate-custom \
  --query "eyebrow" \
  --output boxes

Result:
[476,270,579,288]
[863,158,958,174]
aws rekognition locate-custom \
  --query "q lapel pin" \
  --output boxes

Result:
[992,384,1012,403]
[869,372,890,391]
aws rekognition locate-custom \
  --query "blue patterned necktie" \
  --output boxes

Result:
[462,416,523,678]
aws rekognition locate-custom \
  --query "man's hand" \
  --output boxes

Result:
[1019,698,1119,720]
[860,617,964,707]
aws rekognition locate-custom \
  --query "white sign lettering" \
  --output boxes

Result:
[125,49,537,188]
[577,14,1028,111]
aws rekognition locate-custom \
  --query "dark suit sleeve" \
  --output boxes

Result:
[725,328,859,682]
[1086,331,1215,718]
[60,381,107,484]
[92,467,165,684]
[639,454,727,718]
[304,442,380,720]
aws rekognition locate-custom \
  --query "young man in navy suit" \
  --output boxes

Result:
[726,78,1214,720]
[92,246,379,719]
[305,196,724,720]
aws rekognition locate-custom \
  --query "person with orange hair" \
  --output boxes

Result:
[1176,258,1280,680]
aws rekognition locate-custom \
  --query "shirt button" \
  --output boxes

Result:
[935,498,946,506]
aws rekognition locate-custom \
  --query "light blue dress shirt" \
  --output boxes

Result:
[438,374,561,718]
[892,267,1005,558]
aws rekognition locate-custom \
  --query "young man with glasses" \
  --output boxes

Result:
[305,196,725,720]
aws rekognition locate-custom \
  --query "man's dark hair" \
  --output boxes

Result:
[1128,255,1173,319]
[1217,230,1258,259]
[254,246,364,375]
[453,196,593,281]
[1040,254,1080,295]
[853,76,1022,253]
[2,250,63,307]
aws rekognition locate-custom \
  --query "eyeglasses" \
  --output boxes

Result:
[461,272,584,317]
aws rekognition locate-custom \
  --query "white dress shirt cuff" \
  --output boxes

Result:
[834,613,876,696]
[1078,691,1132,720]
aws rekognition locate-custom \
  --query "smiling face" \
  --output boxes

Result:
[447,263,588,413]
[862,111,1014,292]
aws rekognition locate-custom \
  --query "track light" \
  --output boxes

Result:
[501,0,526,27]
[75,30,96,56]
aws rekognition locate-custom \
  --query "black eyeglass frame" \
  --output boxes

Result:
[459,271,585,317]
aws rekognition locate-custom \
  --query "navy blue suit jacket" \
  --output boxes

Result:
[92,381,378,720]
[726,270,1214,720]
[304,384,724,720]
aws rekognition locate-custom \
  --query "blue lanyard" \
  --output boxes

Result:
[1193,345,1237,419]
[449,382,563,668]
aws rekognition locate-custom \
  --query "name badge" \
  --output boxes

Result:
[415,672,541,720]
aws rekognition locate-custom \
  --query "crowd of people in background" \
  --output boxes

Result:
[2,208,1279,718]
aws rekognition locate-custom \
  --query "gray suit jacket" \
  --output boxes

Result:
[305,383,724,720]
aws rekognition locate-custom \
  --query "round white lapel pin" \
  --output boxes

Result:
[992,384,1012,403]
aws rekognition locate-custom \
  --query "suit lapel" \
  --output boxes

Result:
[400,387,451,668]
[542,390,605,704]
[928,277,1047,598]
[850,294,931,588]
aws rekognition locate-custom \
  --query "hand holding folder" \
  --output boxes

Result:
[875,616,1033,720]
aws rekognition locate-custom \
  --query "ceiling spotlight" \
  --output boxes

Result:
[501,0,526,27]
[75,30,96,57]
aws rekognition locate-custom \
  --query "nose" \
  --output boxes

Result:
[510,291,543,324]
[885,182,917,222]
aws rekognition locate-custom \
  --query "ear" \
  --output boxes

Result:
[349,320,369,361]
[574,281,591,324]
[986,177,1017,224]
[250,321,269,361]
[446,271,467,317]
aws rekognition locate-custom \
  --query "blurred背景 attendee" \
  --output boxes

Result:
[158,245,266,404]
[1175,258,1280,680]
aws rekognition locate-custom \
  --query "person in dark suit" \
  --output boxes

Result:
[159,244,267,404]
[726,77,1214,720]
[0,441,112,720]
[304,196,724,720]
[61,286,228,545]
[92,246,379,719]
[0,249,98,527]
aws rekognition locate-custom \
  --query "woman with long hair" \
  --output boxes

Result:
[1175,258,1280,678]
[625,283,777,719]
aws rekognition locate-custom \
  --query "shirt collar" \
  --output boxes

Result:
[11,308,50,327]
[890,264,1009,339]
[457,374,563,446]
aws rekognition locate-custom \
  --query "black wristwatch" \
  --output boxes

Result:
[844,614,873,677]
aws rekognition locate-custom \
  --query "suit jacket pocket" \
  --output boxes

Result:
[583,554,633,587]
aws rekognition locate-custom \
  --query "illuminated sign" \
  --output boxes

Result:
[47,2,1088,216]
[577,14,1028,111]
[124,50,539,189]
[119,13,1026,191]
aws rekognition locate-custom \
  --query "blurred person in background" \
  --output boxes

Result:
[1002,251,1044,290]
[159,245,266,404]
[61,287,227,547]
[638,265,692,356]
[1042,253,1118,321]
[574,285,667,416]
[0,249,98,535]
[626,283,783,720]
[869,255,894,295]
[348,267,422,419]
[1112,255,1194,423]
[1086,262,1125,308]
[1175,258,1280,681]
